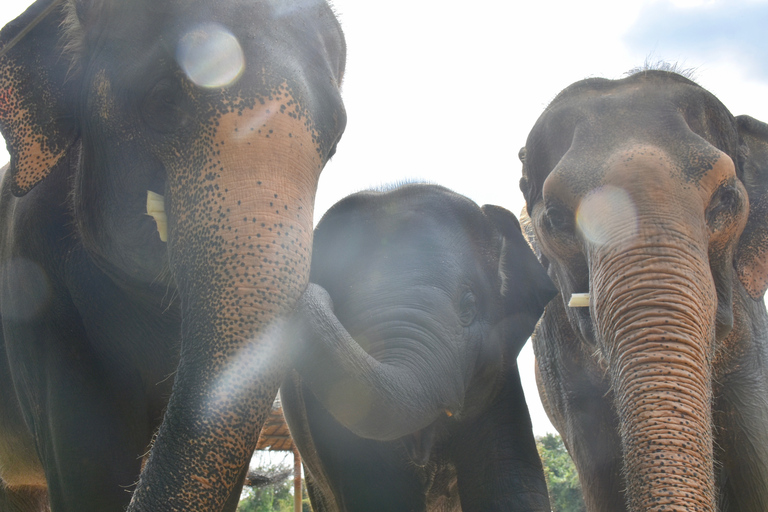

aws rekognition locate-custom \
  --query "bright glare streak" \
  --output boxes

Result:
[177,23,245,89]
[576,185,638,247]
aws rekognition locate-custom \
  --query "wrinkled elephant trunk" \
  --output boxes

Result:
[592,239,717,511]
[130,100,322,511]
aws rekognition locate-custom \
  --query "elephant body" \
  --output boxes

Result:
[519,69,768,511]
[281,184,557,511]
[0,1,345,510]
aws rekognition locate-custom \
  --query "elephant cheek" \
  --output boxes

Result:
[132,97,323,511]
[592,244,718,512]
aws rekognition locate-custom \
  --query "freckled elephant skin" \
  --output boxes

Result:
[519,70,768,511]
[280,184,557,511]
[0,0,345,511]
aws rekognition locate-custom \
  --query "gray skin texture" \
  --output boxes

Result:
[281,184,557,512]
[0,0,345,511]
[519,69,768,511]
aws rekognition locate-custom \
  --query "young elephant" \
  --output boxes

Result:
[281,183,557,511]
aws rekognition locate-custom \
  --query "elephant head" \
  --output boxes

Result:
[281,184,557,512]
[288,184,556,444]
[0,0,345,510]
[520,69,768,511]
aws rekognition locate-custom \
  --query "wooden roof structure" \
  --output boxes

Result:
[255,397,294,452]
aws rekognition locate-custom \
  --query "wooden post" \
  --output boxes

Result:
[293,446,302,512]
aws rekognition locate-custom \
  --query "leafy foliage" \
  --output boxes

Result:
[238,458,310,512]
[537,434,586,512]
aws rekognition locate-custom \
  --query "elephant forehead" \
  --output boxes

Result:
[536,76,737,175]
[542,141,736,214]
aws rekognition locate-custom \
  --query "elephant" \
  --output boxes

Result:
[518,68,768,511]
[280,183,558,511]
[0,0,345,510]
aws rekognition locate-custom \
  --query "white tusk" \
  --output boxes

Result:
[146,190,167,242]
[568,293,590,308]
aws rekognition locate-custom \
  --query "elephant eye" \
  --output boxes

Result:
[459,290,478,327]
[706,184,742,230]
[142,79,190,134]
[544,204,573,233]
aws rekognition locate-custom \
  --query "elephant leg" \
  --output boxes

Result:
[453,367,550,512]
[281,372,341,512]
[714,334,768,512]
[295,382,423,512]
[0,486,49,512]
[560,399,625,512]
[303,470,332,512]
[37,367,149,511]
[8,320,150,511]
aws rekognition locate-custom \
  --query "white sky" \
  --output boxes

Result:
[2,0,768,436]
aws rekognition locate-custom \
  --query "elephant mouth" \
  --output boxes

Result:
[401,421,440,467]
[567,282,596,345]
[574,307,595,343]
[146,191,167,242]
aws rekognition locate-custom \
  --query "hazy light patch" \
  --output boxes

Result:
[325,378,373,427]
[576,186,638,248]
[1,258,51,321]
[205,323,283,414]
[267,0,324,19]
[177,23,245,89]
[233,108,279,141]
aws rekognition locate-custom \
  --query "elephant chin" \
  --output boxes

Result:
[401,422,439,467]
[592,240,717,511]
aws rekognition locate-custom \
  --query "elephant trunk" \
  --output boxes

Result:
[592,238,717,511]
[129,101,322,511]
[292,284,465,441]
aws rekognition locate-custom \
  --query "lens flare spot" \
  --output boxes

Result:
[576,185,638,247]
[233,108,279,141]
[177,23,245,89]
[325,378,373,427]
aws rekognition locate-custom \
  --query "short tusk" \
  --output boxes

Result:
[146,190,167,242]
[444,409,453,417]
[568,293,590,308]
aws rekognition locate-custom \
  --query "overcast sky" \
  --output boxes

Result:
[2,0,768,436]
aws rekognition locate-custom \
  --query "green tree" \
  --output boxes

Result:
[237,461,296,512]
[537,433,586,512]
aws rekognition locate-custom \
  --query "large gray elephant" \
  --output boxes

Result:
[519,68,768,511]
[281,183,557,511]
[0,0,345,511]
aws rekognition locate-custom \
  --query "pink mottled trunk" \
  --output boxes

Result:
[592,235,717,511]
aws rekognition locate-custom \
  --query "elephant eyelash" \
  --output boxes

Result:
[543,204,574,233]
[706,184,742,225]
[458,291,478,326]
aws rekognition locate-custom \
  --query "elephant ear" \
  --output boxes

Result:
[0,0,79,196]
[481,204,557,358]
[735,115,768,299]
[518,206,549,271]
